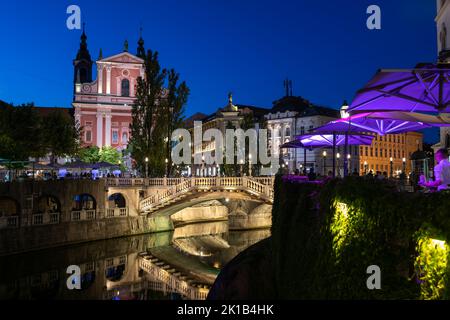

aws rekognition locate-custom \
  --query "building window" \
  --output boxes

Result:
[112,130,119,144]
[85,130,92,143]
[300,126,305,135]
[122,132,128,143]
[121,79,130,97]
[285,127,291,137]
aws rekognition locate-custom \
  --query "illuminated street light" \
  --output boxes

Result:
[165,158,169,177]
[145,157,149,178]
[322,150,327,176]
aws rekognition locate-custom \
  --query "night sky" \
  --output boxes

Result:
[0,0,439,142]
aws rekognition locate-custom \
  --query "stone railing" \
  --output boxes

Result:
[106,177,275,189]
[252,177,275,186]
[71,209,96,221]
[31,212,61,226]
[106,178,144,187]
[105,207,129,218]
[140,177,274,213]
[0,216,19,229]
[138,255,210,300]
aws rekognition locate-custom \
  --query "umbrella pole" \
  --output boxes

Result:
[303,148,306,172]
[332,132,336,178]
[344,132,349,177]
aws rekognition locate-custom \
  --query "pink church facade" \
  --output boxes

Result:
[72,31,146,151]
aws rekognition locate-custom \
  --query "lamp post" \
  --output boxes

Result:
[390,157,393,178]
[347,154,351,174]
[240,159,243,176]
[364,161,368,175]
[336,153,341,177]
[322,151,327,176]
[249,153,252,177]
[145,157,149,178]
[402,157,406,174]
[165,158,169,177]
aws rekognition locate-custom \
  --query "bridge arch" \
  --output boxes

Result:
[0,196,20,216]
[108,193,126,208]
[72,194,96,211]
[36,195,61,213]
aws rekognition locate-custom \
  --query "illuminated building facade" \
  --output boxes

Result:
[72,29,146,151]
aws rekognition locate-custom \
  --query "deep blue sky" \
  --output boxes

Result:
[0,0,440,142]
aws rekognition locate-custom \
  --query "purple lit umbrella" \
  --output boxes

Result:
[281,133,374,178]
[312,111,450,136]
[348,65,450,114]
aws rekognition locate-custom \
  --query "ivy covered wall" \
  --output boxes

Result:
[271,175,450,299]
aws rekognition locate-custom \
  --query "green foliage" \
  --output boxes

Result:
[0,102,80,161]
[414,227,450,300]
[78,146,121,164]
[78,146,100,163]
[271,176,450,299]
[40,109,81,161]
[129,51,189,177]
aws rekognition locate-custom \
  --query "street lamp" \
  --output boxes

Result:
[402,157,406,174]
[249,153,252,177]
[347,154,351,174]
[364,161,368,175]
[390,157,393,178]
[322,150,327,176]
[165,158,169,177]
[145,157,149,178]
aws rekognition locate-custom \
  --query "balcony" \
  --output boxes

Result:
[31,212,61,226]
[0,216,19,229]
[71,210,96,221]
[105,207,128,218]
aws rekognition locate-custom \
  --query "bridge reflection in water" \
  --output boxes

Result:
[0,221,270,300]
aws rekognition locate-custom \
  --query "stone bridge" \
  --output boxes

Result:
[0,177,273,255]
[106,176,274,215]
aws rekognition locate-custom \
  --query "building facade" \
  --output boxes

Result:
[72,30,146,151]
[185,94,267,176]
[434,0,450,153]
[265,94,343,175]
[358,132,423,176]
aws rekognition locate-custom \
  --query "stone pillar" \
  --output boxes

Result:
[106,66,111,95]
[97,65,103,94]
[105,112,112,147]
[96,111,103,147]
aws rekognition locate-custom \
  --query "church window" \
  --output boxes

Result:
[121,79,130,97]
[85,130,92,143]
[112,130,119,144]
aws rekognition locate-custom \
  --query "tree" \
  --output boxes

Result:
[164,69,190,175]
[98,146,121,164]
[129,50,167,177]
[129,50,189,177]
[78,146,100,163]
[0,103,43,161]
[78,146,121,164]
[41,109,81,163]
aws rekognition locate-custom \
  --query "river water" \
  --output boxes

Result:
[0,221,270,300]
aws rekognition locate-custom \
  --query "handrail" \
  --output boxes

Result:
[140,177,274,213]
